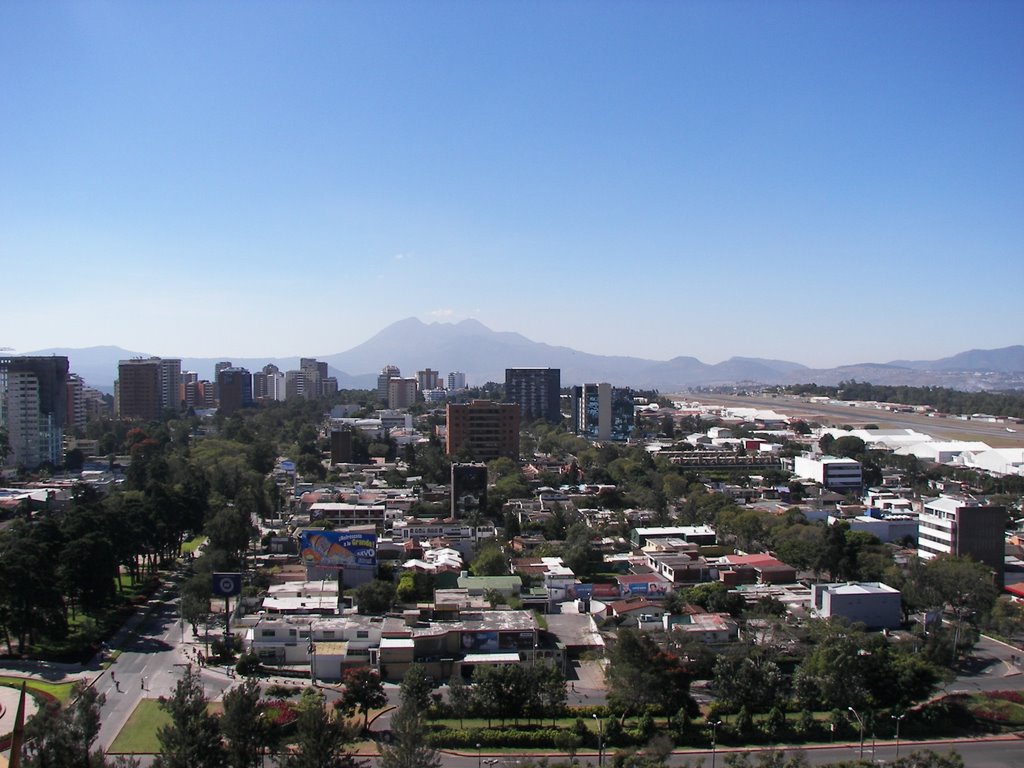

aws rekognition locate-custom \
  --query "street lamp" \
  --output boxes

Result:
[892,713,906,759]
[848,706,865,760]
[709,720,722,768]
[477,742,481,768]
[592,713,604,767]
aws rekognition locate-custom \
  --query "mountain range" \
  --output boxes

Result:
[18,318,1024,393]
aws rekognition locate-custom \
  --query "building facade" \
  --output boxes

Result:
[417,369,440,392]
[378,365,401,403]
[918,495,1006,585]
[445,400,520,461]
[387,378,418,409]
[812,582,902,630]
[116,358,163,421]
[159,358,182,414]
[217,367,253,415]
[0,356,69,469]
[573,383,634,441]
[793,455,864,492]
[505,367,561,423]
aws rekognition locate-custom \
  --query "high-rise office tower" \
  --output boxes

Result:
[217,367,253,415]
[505,367,561,423]
[66,373,86,432]
[116,357,182,420]
[0,356,69,469]
[387,378,417,409]
[416,369,440,392]
[573,383,635,441]
[445,400,520,461]
[378,365,401,403]
[117,358,163,421]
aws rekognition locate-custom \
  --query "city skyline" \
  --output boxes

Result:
[2,2,1022,367]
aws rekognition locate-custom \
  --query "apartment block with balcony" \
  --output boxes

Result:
[917,495,1006,585]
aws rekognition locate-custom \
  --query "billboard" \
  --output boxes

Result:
[299,531,377,568]
[212,572,242,597]
[624,580,670,597]
[461,631,499,653]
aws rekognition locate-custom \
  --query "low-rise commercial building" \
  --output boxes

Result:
[812,582,902,630]
[793,455,863,492]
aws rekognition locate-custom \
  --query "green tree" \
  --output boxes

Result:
[399,663,434,713]
[606,629,694,720]
[154,668,227,768]
[221,678,272,768]
[0,519,67,653]
[281,692,362,768]
[536,660,568,724]
[830,436,866,459]
[447,674,472,727]
[988,596,1024,638]
[353,579,396,615]
[712,651,785,713]
[204,505,254,568]
[552,729,582,761]
[338,667,387,732]
[793,621,872,711]
[21,682,128,768]
[378,701,442,768]
[469,542,508,576]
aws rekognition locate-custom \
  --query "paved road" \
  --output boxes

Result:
[348,736,1024,767]
[96,587,234,752]
[946,634,1024,695]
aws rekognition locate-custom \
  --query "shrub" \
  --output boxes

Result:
[425,726,567,749]
[265,683,301,698]
[991,691,1024,705]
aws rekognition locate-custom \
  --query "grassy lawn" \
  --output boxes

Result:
[109,698,228,753]
[963,692,1024,727]
[108,699,168,754]
[0,676,78,704]
[107,699,380,755]
[181,535,207,555]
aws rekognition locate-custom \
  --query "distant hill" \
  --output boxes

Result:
[888,345,1024,373]
[15,320,1024,391]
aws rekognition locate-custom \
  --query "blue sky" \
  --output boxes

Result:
[2,1,1022,368]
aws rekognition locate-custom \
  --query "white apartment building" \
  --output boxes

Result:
[245,615,384,678]
[793,455,863,492]
[390,519,497,546]
[917,495,1006,584]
